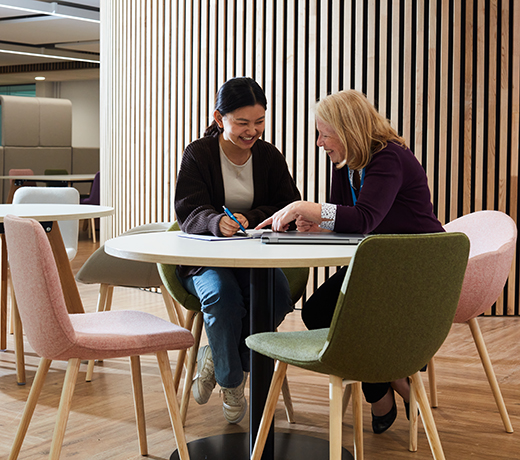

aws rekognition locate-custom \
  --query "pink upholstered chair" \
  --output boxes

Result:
[7,168,37,203]
[4,215,193,460]
[428,210,517,433]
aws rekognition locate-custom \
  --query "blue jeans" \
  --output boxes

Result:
[180,267,293,388]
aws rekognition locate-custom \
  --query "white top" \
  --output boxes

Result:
[0,174,96,182]
[105,231,357,268]
[219,146,254,213]
[0,203,114,221]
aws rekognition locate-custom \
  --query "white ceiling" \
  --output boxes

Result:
[0,0,100,85]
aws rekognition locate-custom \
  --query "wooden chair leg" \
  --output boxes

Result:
[342,382,352,417]
[90,218,96,243]
[156,350,190,460]
[427,357,438,407]
[281,375,295,423]
[174,310,197,391]
[86,284,114,382]
[171,297,187,329]
[468,317,514,433]
[330,375,343,460]
[1,234,9,351]
[251,360,288,460]
[161,287,185,327]
[12,298,25,385]
[410,371,446,460]
[8,358,52,460]
[49,358,81,460]
[180,312,204,425]
[130,356,148,455]
[409,375,418,452]
[350,381,363,460]
[8,268,14,335]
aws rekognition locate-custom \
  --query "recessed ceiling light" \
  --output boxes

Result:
[35,76,46,81]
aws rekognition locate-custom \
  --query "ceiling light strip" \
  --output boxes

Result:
[0,0,100,23]
[0,48,100,64]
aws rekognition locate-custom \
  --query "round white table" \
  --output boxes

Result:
[0,174,96,182]
[0,203,114,384]
[105,231,357,460]
[0,174,97,203]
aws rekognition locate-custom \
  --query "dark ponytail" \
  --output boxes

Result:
[204,77,268,137]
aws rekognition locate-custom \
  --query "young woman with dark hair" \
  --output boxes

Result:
[174,77,300,424]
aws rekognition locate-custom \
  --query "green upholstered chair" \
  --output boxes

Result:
[157,222,310,425]
[44,168,68,187]
[246,233,470,460]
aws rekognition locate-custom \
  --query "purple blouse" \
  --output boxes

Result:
[330,142,444,235]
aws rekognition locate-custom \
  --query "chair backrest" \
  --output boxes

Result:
[9,168,37,187]
[12,186,79,260]
[318,233,469,383]
[443,210,517,322]
[80,171,100,205]
[4,215,77,359]
[157,222,203,312]
[44,168,68,187]
[157,222,310,311]
[75,222,172,287]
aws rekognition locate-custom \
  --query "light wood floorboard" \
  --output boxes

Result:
[1,232,519,459]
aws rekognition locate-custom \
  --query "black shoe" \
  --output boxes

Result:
[404,400,419,420]
[371,400,397,434]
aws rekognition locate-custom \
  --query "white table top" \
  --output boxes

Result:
[0,174,96,182]
[105,231,357,268]
[0,203,114,221]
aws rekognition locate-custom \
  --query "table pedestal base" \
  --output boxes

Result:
[169,432,353,460]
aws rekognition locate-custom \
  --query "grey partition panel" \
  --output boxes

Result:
[3,147,72,201]
[0,96,39,147]
[72,147,100,195]
[0,146,4,203]
[39,98,72,147]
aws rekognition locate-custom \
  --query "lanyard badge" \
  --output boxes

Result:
[347,167,365,205]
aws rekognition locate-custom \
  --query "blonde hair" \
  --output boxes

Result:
[315,89,406,170]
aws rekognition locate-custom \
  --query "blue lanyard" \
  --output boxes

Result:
[347,167,365,205]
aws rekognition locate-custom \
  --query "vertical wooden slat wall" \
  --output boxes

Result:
[101,0,520,315]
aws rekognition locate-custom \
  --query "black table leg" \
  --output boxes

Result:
[249,268,275,459]
[170,267,353,460]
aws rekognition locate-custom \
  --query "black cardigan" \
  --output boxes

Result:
[174,135,301,276]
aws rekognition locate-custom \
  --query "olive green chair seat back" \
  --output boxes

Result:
[246,232,470,460]
[247,233,470,382]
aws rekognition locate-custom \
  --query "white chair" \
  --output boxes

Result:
[12,187,79,260]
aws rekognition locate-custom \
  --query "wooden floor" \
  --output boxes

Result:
[1,231,520,459]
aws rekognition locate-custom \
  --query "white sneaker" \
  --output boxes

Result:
[221,372,248,424]
[192,345,216,405]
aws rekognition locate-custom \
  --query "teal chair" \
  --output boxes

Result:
[157,222,310,425]
[246,233,470,460]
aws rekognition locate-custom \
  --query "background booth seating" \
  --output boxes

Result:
[0,95,99,203]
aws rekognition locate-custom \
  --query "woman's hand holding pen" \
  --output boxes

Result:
[220,213,248,237]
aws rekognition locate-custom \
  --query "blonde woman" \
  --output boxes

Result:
[257,89,444,434]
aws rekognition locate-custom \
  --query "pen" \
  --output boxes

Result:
[222,205,248,234]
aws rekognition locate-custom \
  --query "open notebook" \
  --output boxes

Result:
[261,231,366,245]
